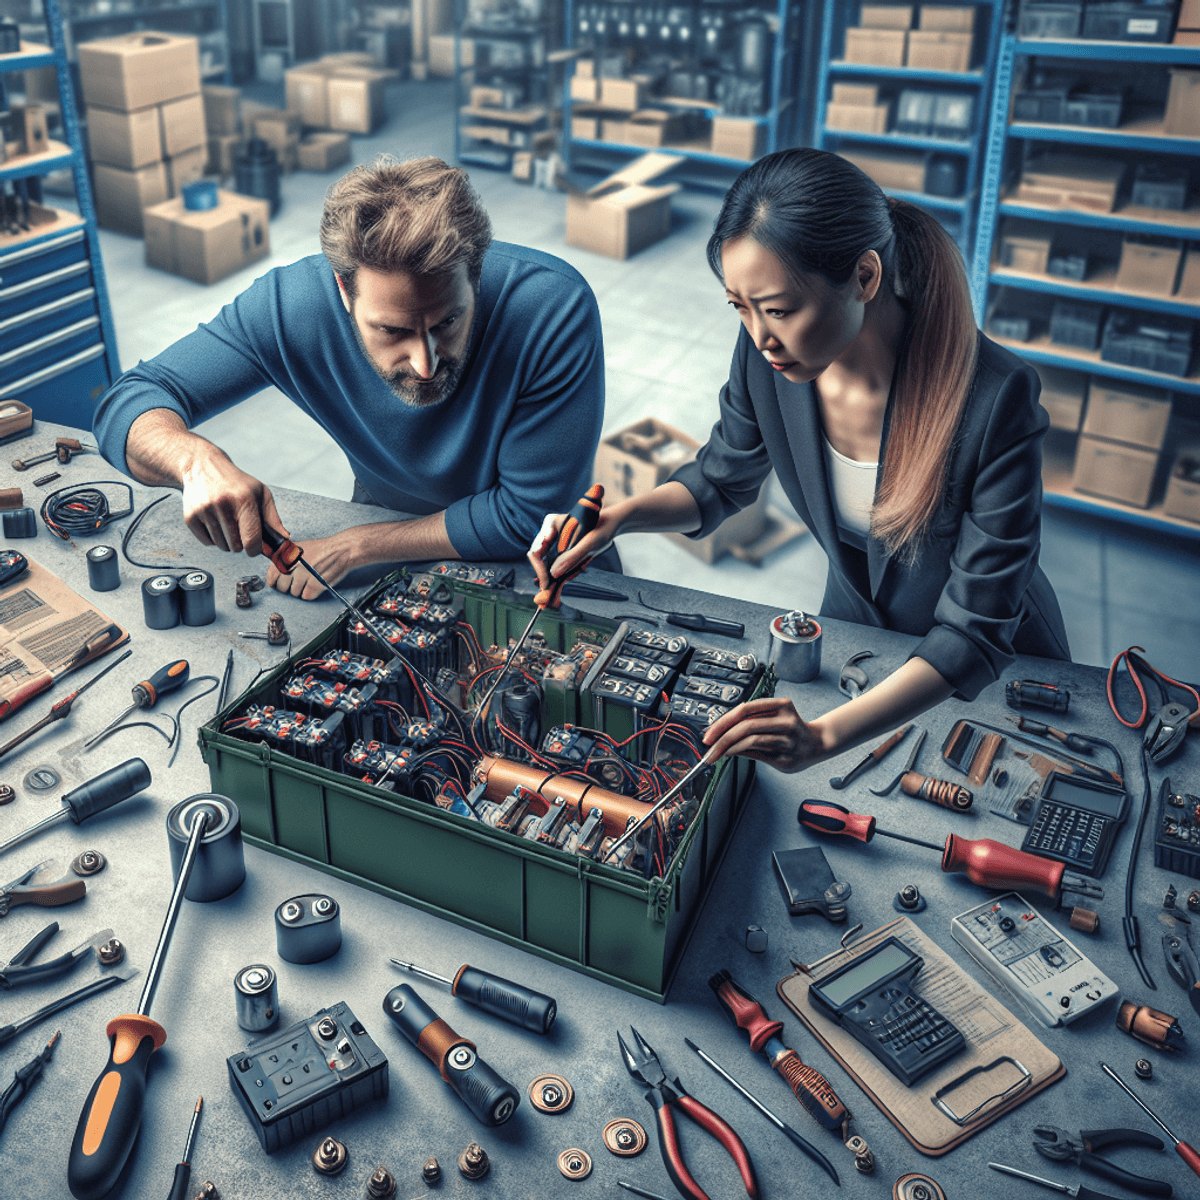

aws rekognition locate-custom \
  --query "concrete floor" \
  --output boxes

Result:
[92,77,1200,677]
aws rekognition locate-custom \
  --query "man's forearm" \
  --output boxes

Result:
[342,512,458,566]
[125,407,223,488]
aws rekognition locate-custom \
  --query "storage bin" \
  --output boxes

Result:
[1101,311,1194,377]
[1082,2,1175,41]
[1131,162,1189,211]
[1018,1,1083,38]
[1050,300,1104,350]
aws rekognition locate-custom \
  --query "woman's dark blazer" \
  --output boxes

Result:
[670,325,1071,701]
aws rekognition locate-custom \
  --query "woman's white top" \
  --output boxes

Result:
[822,434,878,550]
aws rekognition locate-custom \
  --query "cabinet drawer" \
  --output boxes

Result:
[0,261,92,321]
[0,317,102,390]
[0,287,97,356]
[1,344,110,432]
[0,231,87,288]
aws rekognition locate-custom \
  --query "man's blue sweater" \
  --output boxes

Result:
[93,242,604,560]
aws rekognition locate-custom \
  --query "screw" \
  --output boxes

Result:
[458,1142,489,1180]
[542,1083,561,1106]
[1135,1058,1153,1080]
[615,1128,636,1150]
[0,784,13,806]
[422,1157,440,1184]
[1188,891,1200,914]
[72,850,106,876]
[97,938,124,966]
[312,1136,348,1176]
[235,581,252,608]
[365,1166,396,1198]
[894,884,926,912]
[846,1134,875,1174]
[193,1185,219,1200]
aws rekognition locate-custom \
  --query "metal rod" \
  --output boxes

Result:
[988,1163,1072,1194]
[137,809,209,1016]
[1,969,132,1047]
[215,650,233,713]
[180,1096,203,1163]
[1099,1062,1179,1143]
[83,701,137,750]
[617,1182,673,1200]
[299,559,404,666]
[0,808,68,858]
[390,959,452,988]
[876,828,945,852]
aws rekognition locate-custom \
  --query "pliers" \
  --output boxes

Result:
[618,1026,759,1200]
[1033,1126,1171,1197]
[0,859,86,918]
[0,921,113,989]
[1163,930,1200,1018]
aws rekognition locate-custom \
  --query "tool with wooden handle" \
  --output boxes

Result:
[0,860,86,917]
[868,730,973,810]
[829,724,912,790]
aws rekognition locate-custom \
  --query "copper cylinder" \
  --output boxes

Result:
[474,755,651,836]
[1069,906,1100,934]
[1117,1000,1184,1051]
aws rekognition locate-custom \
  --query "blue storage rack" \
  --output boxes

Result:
[0,0,119,432]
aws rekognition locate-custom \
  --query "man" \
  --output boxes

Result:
[94,155,605,598]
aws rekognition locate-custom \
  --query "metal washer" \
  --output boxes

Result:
[557,1149,592,1180]
[602,1118,647,1157]
[23,765,60,792]
[893,1173,947,1200]
[529,1073,574,1114]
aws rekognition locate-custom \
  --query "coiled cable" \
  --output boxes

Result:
[40,482,134,540]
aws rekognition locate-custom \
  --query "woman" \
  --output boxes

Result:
[532,148,1069,773]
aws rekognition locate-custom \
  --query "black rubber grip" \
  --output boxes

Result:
[381,983,439,1051]
[455,967,556,1035]
[444,1046,520,1126]
[166,1162,192,1200]
[63,759,151,823]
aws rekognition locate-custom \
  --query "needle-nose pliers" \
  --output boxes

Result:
[1033,1125,1172,1197]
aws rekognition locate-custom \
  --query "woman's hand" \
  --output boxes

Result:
[527,501,624,592]
[700,696,834,773]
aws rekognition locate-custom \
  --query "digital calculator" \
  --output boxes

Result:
[808,937,965,1087]
[1021,771,1128,876]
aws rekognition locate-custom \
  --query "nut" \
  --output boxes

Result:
[97,938,124,966]
[529,1073,574,1113]
[602,1118,647,1157]
[894,884,926,913]
[0,784,14,806]
[1189,891,1200,914]
[267,612,288,645]
[193,1185,219,1200]
[846,1134,875,1174]
[72,850,106,876]
[421,1157,440,1184]
[312,1136,349,1176]
[1135,1058,1153,1080]
[458,1142,489,1181]
[557,1149,592,1180]
[365,1166,396,1198]
[893,1174,948,1200]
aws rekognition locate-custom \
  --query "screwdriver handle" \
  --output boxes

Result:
[260,525,304,574]
[166,1163,192,1200]
[773,1048,852,1135]
[1176,1141,1200,1179]
[797,799,876,843]
[534,484,604,609]
[453,965,557,1035]
[134,660,189,708]
[1,875,85,913]
[67,1013,166,1200]
[942,834,1065,900]
[63,759,152,823]
[900,772,973,811]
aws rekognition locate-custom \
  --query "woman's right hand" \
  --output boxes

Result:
[528,500,624,593]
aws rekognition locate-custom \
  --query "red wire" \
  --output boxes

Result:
[1107,646,1200,728]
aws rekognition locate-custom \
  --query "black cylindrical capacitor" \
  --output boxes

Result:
[275,893,342,963]
[382,984,520,1126]
[86,545,120,592]
[2,507,36,538]
[234,963,279,1032]
[166,794,246,901]
[178,569,216,626]
[142,574,180,629]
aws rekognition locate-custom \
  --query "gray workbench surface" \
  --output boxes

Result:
[2,449,1197,1200]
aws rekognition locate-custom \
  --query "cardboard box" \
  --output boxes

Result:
[569,75,599,102]
[78,32,201,112]
[428,34,470,77]
[165,145,205,196]
[1036,364,1087,431]
[1179,0,1200,27]
[905,29,972,71]
[470,85,507,108]
[206,133,243,176]
[1082,379,1171,450]
[571,108,603,140]
[1165,68,1200,137]
[711,115,764,161]
[1115,236,1183,295]
[599,77,645,112]
[202,84,240,135]
[1176,29,1200,44]
[297,131,351,171]
[1072,434,1158,507]
[845,27,908,65]
[1163,454,1200,522]
[144,189,270,285]
[826,101,890,133]
[87,104,161,169]
[600,118,629,143]
[919,4,976,30]
[1016,152,1125,212]
[327,68,388,133]
[93,160,169,236]
[859,4,913,28]
[158,93,205,157]
[624,109,688,147]
[841,147,927,192]
[999,218,1053,274]
[1177,245,1200,300]
[252,107,302,142]
[831,82,880,105]
[285,63,333,128]
[564,151,681,260]
[11,103,48,157]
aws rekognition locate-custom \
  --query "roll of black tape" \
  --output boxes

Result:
[86,545,120,592]
[166,794,246,901]
[276,893,342,963]
[2,507,36,538]
[142,574,180,629]
[179,569,216,626]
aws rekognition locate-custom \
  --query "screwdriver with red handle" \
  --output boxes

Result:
[797,799,1102,902]
[1101,1061,1200,1182]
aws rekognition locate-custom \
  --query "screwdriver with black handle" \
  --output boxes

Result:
[166,1097,202,1200]
[84,660,190,749]
[390,958,557,1034]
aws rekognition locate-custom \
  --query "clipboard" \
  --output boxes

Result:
[778,916,1065,1156]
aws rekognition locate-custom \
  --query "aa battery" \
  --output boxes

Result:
[86,545,120,592]
[276,893,342,963]
[166,794,246,901]
[179,570,216,626]
[767,610,822,683]
[142,574,180,629]
[235,963,279,1032]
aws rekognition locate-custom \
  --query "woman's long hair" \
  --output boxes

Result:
[707,148,977,563]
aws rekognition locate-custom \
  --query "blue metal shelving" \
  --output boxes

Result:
[997,200,1200,241]
[1006,121,1200,154]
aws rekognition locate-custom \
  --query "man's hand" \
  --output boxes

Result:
[266,532,361,600]
[179,444,286,559]
[701,696,833,773]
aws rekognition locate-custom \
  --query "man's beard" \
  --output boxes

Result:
[351,318,465,408]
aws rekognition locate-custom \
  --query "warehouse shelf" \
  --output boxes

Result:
[990,266,1200,321]
[827,61,986,84]
[0,41,55,69]
[886,186,971,212]
[0,140,73,181]
[1015,39,1200,65]
[998,198,1200,241]
[571,136,753,170]
[1007,117,1200,156]
[66,2,224,28]
[820,127,973,153]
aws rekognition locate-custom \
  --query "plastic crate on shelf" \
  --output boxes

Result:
[1051,300,1105,349]
[1101,310,1195,377]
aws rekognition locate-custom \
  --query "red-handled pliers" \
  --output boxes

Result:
[618,1026,759,1200]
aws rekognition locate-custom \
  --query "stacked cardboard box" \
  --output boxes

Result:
[144,188,270,285]
[1072,378,1171,508]
[826,82,891,134]
[79,32,205,236]
[283,56,393,136]
[564,152,682,260]
[1176,0,1200,45]
[203,84,243,177]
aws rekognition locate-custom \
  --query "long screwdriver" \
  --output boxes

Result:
[1100,1061,1200,1180]
[797,799,1102,902]
[166,1096,203,1200]
[390,958,557,1034]
[67,807,211,1200]
[84,660,190,749]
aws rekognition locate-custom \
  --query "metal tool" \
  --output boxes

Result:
[618,1025,760,1200]
[11,438,96,471]
[838,650,873,698]
[68,806,212,1200]
[0,1029,58,1142]
[84,659,190,749]
[0,622,125,722]
[684,1037,839,1186]
[1100,1061,1200,1181]
[830,724,912,790]
[0,650,131,764]
[636,593,745,638]
[1163,929,1200,1017]
[1011,716,1094,754]
[1,921,114,989]
[166,1097,203,1200]
[0,759,151,859]
[0,859,86,917]
[868,729,973,810]
[0,967,135,1049]
[562,580,628,601]
[1033,1125,1170,1197]
[390,958,556,1034]
[618,1182,673,1200]
[989,1161,1127,1200]
[215,650,234,714]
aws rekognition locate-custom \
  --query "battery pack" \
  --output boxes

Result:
[227,1001,388,1153]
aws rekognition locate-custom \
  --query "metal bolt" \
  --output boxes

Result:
[1135,1058,1153,1080]
[542,1083,561,1106]
[72,850,106,876]
[235,582,252,608]
[365,1166,396,1198]
[267,612,288,645]
[422,1157,440,1184]
[458,1142,489,1180]
[313,1136,348,1176]
[193,1185,219,1200]
[1188,890,1200,914]
[97,938,124,966]
[894,884,926,913]
[0,784,13,806]
[846,1134,875,1174]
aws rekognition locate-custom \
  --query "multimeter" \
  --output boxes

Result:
[1021,770,1128,876]
[808,937,965,1086]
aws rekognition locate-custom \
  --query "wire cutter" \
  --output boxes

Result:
[1033,1125,1171,1197]
[0,859,86,917]
[0,921,114,989]
[0,1029,58,1142]
[618,1026,760,1200]
[1163,931,1200,1018]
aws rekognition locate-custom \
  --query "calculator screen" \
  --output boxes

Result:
[819,942,912,1006]
[1045,776,1125,817]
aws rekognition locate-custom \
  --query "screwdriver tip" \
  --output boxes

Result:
[195,1096,203,1111]
[683,1037,698,1051]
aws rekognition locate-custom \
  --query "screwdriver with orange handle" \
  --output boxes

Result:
[84,659,190,750]
[797,799,1102,902]
[67,807,211,1200]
